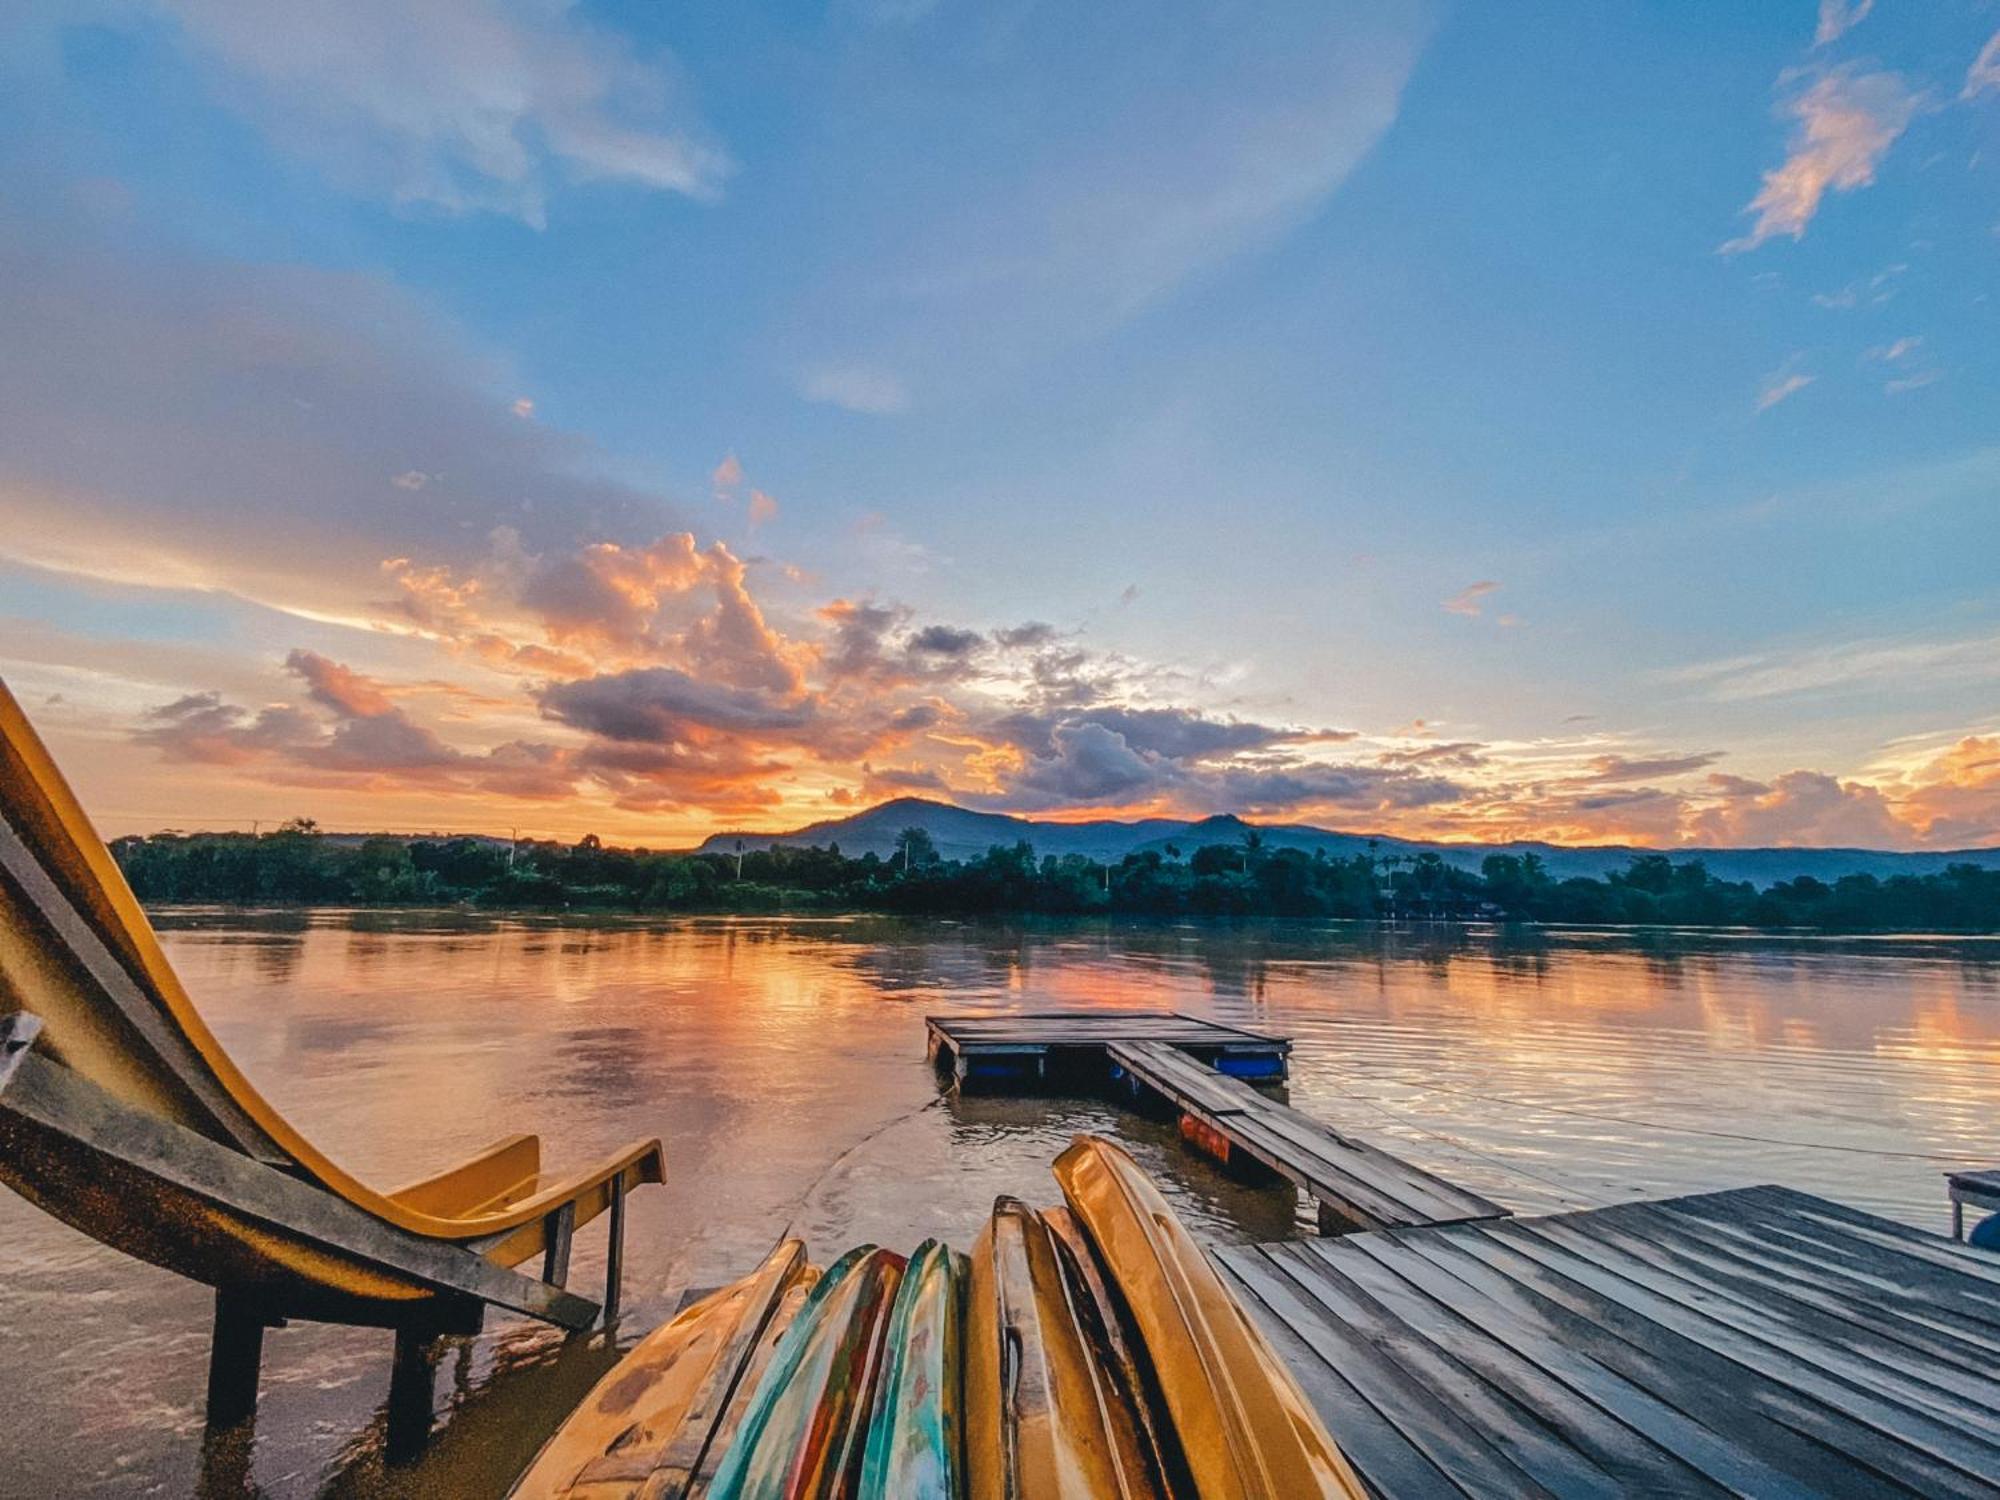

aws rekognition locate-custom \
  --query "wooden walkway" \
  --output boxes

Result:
[925,1010,1290,1085]
[1214,1184,2000,1498]
[1109,1040,1508,1235]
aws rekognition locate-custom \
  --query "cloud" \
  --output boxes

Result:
[799,366,910,416]
[783,3,1432,386]
[1755,368,1815,412]
[539,667,812,743]
[285,649,394,717]
[391,470,429,491]
[1884,369,1941,395]
[511,397,536,419]
[748,489,779,527]
[1685,769,1906,846]
[143,0,730,225]
[1864,336,1922,363]
[710,454,744,493]
[134,654,577,797]
[1443,581,1499,617]
[985,706,1326,764]
[1811,262,1905,309]
[1666,627,2000,703]
[1814,0,1872,47]
[994,622,1058,651]
[0,215,685,620]
[1964,31,2000,100]
[1582,751,1725,783]
[1722,68,1920,253]
[1897,735,2000,845]
[908,624,984,658]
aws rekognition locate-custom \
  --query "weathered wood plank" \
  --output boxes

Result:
[1110,1038,1503,1233]
[1225,1187,2000,1499]
[1215,1242,1560,1498]
[1499,1218,2000,1491]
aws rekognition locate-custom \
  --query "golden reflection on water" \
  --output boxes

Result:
[1,913,1996,1498]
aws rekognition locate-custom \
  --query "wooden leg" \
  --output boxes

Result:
[205,1289,265,1430]
[603,1178,627,1327]
[385,1326,438,1464]
[542,1201,576,1290]
[1953,1197,1965,1241]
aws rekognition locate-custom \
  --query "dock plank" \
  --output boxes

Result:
[1108,1039,1507,1234]
[1216,1185,2000,1499]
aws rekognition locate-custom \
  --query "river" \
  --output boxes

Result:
[3,912,1996,1497]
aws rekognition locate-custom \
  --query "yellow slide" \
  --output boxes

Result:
[0,677,663,1430]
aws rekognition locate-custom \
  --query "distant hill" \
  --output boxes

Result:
[694,797,2000,887]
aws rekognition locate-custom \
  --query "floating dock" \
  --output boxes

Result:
[1108,1038,1508,1235]
[925,1009,1290,1087]
[927,1010,1502,1238]
[1217,1184,2000,1498]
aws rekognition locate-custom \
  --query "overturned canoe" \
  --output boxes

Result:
[856,1238,964,1500]
[1055,1136,1366,1500]
[514,1136,1366,1500]
[965,1196,1164,1500]
[510,1237,817,1499]
[707,1244,907,1499]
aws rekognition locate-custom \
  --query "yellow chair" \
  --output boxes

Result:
[0,678,664,1444]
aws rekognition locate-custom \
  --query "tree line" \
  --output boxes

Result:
[107,820,2000,931]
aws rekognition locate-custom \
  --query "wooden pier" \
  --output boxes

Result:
[1217,1184,2000,1498]
[1108,1039,1507,1235]
[925,1010,1290,1087]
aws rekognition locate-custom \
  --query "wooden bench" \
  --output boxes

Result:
[1108,1040,1508,1235]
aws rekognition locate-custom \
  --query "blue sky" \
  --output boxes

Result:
[2,0,1997,847]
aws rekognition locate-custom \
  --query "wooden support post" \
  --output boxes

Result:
[1953,1196,1965,1241]
[542,1201,576,1290]
[385,1326,438,1464]
[603,1177,627,1326]
[205,1289,266,1430]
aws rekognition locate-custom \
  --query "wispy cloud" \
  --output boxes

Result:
[1665,627,2000,703]
[1755,365,1815,412]
[1863,335,1922,363]
[143,0,730,225]
[1885,369,1942,395]
[1722,68,1920,253]
[1814,0,1873,48]
[799,366,911,416]
[1964,31,2000,100]
[1442,581,1499,617]
[1811,262,1904,309]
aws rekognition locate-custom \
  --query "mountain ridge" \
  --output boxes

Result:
[693,796,2000,887]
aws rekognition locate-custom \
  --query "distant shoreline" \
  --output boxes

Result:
[113,827,2000,934]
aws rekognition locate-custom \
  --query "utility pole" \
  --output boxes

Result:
[735,840,745,880]
[507,828,518,870]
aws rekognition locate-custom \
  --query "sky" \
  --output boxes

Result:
[1,0,1997,850]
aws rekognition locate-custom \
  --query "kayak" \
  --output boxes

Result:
[706,1244,907,1499]
[855,1237,965,1500]
[964,1195,1164,1499]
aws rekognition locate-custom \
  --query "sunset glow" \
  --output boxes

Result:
[3,3,1996,850]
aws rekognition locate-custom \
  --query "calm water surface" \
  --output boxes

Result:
[3,912,1997,1497]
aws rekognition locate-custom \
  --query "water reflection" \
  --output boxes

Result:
[0,913,1995,1497]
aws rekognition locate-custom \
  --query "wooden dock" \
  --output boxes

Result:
[1108,1039,1508,1235]
[924,1010,1290,1087]
[1947,1167,2000,1240]
[1216,1183,2000,1498]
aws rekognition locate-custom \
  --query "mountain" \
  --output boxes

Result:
[694,798,2000,887]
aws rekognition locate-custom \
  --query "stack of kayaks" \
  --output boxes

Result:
[511,1135,1364,1499]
